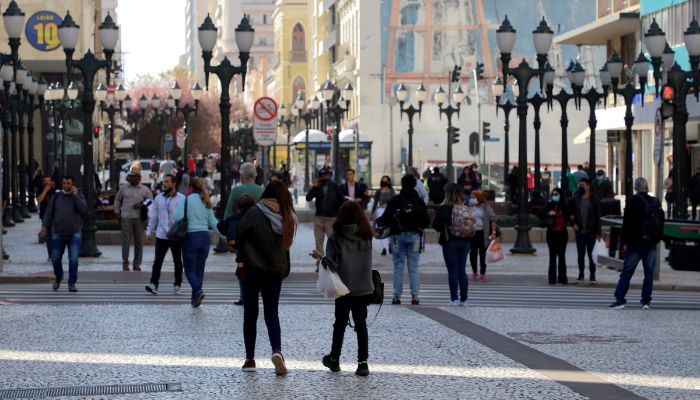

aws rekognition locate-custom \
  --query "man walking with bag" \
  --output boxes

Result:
[610,178,664,310]
[114,168,153,271]
[145,175,185,295]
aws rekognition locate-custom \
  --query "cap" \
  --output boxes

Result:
[319,167,331,175]
[596,169,605,176]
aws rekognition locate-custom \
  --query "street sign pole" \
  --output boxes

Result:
[653,108,664,281]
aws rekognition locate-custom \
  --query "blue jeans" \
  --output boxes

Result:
[442,239,470,302]
[182,231,211,301]
[51,233,81,285]
[391,232,421,298]
[614,245,657,304]
[575,231,597,278]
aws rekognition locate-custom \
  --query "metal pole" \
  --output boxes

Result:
[27,94,38,213]
[18,89,29,218]
[654,107,664,281]
[446,113,454,183]
[304,126,310,192]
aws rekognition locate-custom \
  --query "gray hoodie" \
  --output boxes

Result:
[42,190,88,235]
[322,224,374,297]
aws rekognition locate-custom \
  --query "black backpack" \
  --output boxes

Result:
[394,195,427,232]
[370,270,383,305]
[638,194,665,244]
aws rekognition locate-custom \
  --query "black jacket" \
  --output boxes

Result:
[236,207,290,279]
[427,173,448,204]
[593,178,615,200]
[384,190,430,234]
[569,193,602,236]
[432,204,456,245]
[306,180,343,218]
[623,192,661,247]
[340,181,364,202]
[540,200,570,231]
[689,173,700,201]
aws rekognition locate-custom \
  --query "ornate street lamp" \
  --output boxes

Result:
[199,13,254,214]
[396,82,426,169]
[26,76,46,213]
[527,90,547,197]
[124,94,149,160]
[278,103,296,173]
[16,64,35,218]
[97,82,126,189]
[435,84,464,183]
[297,92,320,191]
[172,81,202,161]
[320,80,353,184]
[150,94,175,159]
[57,11,121,257]
[493,79,516,191]
[0,61,15,228]
[46,82,77,179]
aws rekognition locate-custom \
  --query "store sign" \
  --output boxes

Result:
[25,11,62,52]
[607,130,621,143]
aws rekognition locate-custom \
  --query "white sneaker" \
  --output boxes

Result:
[271,353,288,376]
[145,283,158,295]
[459,300,468,307]
[174,285,181,295]
[642,304,651,310]
[448,300,460,306]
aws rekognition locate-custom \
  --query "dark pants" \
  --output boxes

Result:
[150,238,183,288]
[575,231,596,279]
[441,239,470,301]
[182,231,210,301]
[546,230,568,284]
[51,232,81,285]
[330,295,369,362]
[691,199,699,220]
[243,277,283,360]
[44,226,52,258]
[470,230,487,275]
[614,245,657,305]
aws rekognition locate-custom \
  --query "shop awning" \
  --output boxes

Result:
[573,106,627,144]
[292,129,326,143]
[338,129,372,143]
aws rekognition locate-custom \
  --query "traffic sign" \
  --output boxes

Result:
[253,97,279,146]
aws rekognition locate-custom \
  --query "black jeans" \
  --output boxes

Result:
[469,230,487,275]
[575,231,596,279]
[692,199,699,221]
[546,230,568,284]
[150,238,183,288]
[330,295,369,362]
[243,277,283,360]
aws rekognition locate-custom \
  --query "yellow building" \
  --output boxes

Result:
[271,0,310,105]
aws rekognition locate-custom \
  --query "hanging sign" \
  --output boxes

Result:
[25,11,62,51]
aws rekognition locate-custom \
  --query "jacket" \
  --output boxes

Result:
[146,192,185,240]
[540,200,570,232]
[569,193,602,236]
[623,192,662,247]
[172,193,221,235]
[42,190,88,235]
[689,173,700,200]
[306,180,343,218]
[114,183,153,219]
[340,181,364,203]
[594,178,615,200]
[427,173,448,204]
[384,190,430,234]
[322,224,374,297]
[236,206,291,279]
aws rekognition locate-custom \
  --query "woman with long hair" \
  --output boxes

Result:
[372,175,395,255]
[172,177,222,308]
[236,180,298,375]
[541,188,570,284]
[311,201,374,376]
[468,190,497,282]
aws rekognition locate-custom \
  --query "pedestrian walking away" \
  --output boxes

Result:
[114,167,153,271]
[221,194,256,305]
[39,176,87,293]
[306,167,343,259]
[663,170,673,218]
[311,201,374,376]
[36,175,56,260]
[432,183,473,305]
[569,177,601,282]
[467,190,497,282]
[371,176,395,256]
[145,174,186,295]
[541,188,570,285]
[381,174,430,305]
[236,180,298,375]
[427,167,448,205]
[172,177,222,308]
[610,177,665,310]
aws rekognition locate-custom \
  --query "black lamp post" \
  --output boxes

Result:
[396,82,426,169]
[320,80,353,184]
[10,67,24,222]
[494,81,516,190]
[435,85,465,183]
[124,94,149,160]
[172,81,203,162]
[46,82,79,173]
[57,10,121,257]
[16,64,33,219]
[96,82,126,190]
[278,103,296,172]
[296,93,320,192]
[528,91,547,196]
[0,60,15,227]
[26,76,46,213]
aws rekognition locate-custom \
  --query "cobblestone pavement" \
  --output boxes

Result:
[0,303,698,399]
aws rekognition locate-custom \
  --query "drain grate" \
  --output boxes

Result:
[0,382,181,399]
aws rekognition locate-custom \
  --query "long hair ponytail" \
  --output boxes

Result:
[190,177,213,208]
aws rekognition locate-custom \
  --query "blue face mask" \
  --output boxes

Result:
[469,198,479,206]
[551,195,560,202]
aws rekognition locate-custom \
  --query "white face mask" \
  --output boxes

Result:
[469,198,478,206]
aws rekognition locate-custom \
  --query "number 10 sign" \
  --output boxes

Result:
[25,11,63,52]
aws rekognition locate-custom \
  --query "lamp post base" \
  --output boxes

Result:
[510,224,536,254]
[79,226,102,258]
[11,207,24,223]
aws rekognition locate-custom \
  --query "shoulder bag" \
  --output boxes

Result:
[166,196,188,241]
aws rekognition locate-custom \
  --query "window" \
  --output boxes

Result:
[260,37,268,46]
[263,14,267,25]
[292,76,306,100]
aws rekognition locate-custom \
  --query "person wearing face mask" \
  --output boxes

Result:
[114,168,154,271]
[457,166,473,197]
[467,191,497,282]
[541,188,570,285]
[372,176,395,255]
[469,163,482,191]
[593,170,614,200]
[306,167,344,258]
[569,178,602,282]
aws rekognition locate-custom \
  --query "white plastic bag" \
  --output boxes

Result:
[485,239,505,264]
[316,266,350,300]
[593,239,607,265]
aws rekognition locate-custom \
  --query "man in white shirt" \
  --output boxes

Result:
[145,174,185,294]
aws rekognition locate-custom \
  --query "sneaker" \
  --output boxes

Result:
[459,300,468,307]
[241,359,256,372]
[471,273,478,281]
[480,275,489,282]
[122,264,130,271]
[68,284,78,293]
[52,277,61,292]
[609,300,626,310]
[411,297,420,305]
[145,283,158,295]
[380,248,387,256]
[234,299,244,306]
[577,274,584,281]
[642,303,651,310]
[173,285,181,295]
[448,300,460,306]
[355,361,370,376]
[271,353,288,376]
[192,292,205,308]
[133,266,142,272]
[391,298,401,305]
[590,276,597,282]
[322,355,341,372]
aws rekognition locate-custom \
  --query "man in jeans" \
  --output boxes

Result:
[569,177,601,282]
[610,178,664,309]
[306,167,343,257]
[145,175,185,295]
[39,176,87,292]
[114,168,153,271]
[384,174,430,305]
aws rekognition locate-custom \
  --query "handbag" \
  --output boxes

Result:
[166,196,188,241]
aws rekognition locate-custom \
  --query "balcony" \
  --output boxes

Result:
[289,50,307,63]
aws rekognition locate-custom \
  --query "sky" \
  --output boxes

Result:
[117,0,186,82]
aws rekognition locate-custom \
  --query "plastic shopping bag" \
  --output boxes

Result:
[316,266,350,300]
[485,239,505,264]
[593,239,607,265]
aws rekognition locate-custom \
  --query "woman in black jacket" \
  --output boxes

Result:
[311,201,374,376]
[236,180,298,376]
[541,188,570,285]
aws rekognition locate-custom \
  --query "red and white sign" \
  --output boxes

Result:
[253,97,278,146]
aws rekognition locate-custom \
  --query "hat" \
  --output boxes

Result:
[318,167,331,175]
[127,163,142,176]
[596,169,605,176]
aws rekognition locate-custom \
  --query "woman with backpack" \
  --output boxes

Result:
[432,183,473,305]
[311,201,374,376]
[371,176,395,255]
[468,190,497,282]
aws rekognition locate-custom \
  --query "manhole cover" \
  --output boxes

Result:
[508,331,640,345]
[0,382,181,399]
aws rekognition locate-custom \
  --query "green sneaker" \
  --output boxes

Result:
[355,360,369,376]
